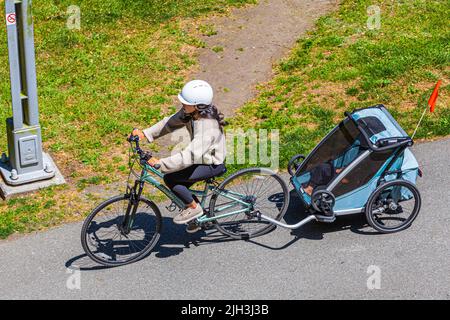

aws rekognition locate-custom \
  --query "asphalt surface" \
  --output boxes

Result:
[0,137,449,299]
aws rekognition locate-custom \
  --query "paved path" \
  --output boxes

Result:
[0,137,449,299]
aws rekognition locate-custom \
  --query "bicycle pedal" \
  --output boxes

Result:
[201,221,214,230]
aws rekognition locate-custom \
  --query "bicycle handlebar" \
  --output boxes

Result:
[127,134,161,170]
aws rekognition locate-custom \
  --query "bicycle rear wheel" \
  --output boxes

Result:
[209,168,289,239]
[81,195,162,267]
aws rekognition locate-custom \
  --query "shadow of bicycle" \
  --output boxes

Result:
[247,189,382,250]
[65,215,238,271]
[65,189,378,270]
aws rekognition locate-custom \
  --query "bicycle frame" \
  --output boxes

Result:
[137,164,253,224]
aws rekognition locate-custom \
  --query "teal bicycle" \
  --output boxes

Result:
[81,134,289,267]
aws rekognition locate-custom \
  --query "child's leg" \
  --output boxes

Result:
[303,162,335,196]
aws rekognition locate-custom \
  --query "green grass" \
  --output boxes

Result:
[212,46,224,53]
[0,0,255,170]
[231,0,450,170]
[198,23,218,36]
[0,0,256,239]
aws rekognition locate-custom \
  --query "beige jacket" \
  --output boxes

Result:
[143,109,226,173]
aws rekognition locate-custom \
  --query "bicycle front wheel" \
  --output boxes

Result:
[209,168,289,239]
[81,195,162,267]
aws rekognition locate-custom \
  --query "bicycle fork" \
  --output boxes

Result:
[121,180,145,235]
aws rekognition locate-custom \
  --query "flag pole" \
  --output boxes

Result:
[410,80,441,140]
[411,105,427,140]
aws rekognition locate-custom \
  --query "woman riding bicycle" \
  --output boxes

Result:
[132,80,227,226]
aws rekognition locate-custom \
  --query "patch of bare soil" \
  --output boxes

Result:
[156,0,338,157]
[193,0,338,117]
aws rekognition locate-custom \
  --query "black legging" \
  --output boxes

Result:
[163,164,226,205]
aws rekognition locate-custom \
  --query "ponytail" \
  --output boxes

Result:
[194,104,227,131]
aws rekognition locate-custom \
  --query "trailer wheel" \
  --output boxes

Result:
[365,179,421,233]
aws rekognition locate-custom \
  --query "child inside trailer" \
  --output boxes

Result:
[302,117,385,196]
[302,162,347,196]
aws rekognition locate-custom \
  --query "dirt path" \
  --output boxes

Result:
[155,0,338,157]
[52,0,340,212]
[193,0,338,116]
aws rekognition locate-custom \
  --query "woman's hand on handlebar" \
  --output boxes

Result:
[129,129,160,169]
[131,129,145,141]
[147,157,160,168]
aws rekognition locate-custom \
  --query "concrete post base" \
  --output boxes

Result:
[0,152,65,198]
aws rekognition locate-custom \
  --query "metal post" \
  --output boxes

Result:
[0,0,64,191]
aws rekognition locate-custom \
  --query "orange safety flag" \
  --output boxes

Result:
[428,80,442,113]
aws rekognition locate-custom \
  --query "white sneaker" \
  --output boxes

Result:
[173,205,204,225]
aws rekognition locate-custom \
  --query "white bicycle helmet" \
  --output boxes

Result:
[178,80,213,106]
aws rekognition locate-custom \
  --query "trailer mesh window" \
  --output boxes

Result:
[332,150,392,197]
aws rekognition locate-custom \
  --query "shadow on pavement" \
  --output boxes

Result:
[247,190,383,250]
[65,217,237,271]
[66,189,382,270]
